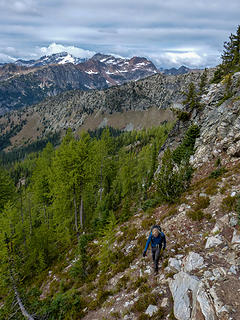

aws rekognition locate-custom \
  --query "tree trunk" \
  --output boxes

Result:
[12,276,35,320]
[5,239,35,320]
[28,195,32,235]
[73,187,79,239]
[20,182,26,248]
[79,197,84,229]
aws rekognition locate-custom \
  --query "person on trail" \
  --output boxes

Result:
[143,225,166,275]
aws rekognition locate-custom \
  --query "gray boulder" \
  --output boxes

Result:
[183,252,204,273]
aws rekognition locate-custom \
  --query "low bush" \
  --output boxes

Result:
[142,198,160,211]
[221,195,237,212]
[187,209,204,221]
[209,167,227,179]
[194,196,210,210]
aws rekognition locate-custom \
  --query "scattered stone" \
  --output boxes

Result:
[161,298,168,308]
[229,265,238,275]
[203,271,212,279]
[144,266,152,275]
[212,267,226,280]
[232,230,240,244]
[211,224,220,234]
[219,214,229,225]
[168,258,182,272]
[205,235,223,249]
[229,216,238,227]
[145,305,158,317]
[183,252,204,273]
[124,300,134,308]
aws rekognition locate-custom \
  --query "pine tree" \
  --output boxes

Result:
[213,25,240,82]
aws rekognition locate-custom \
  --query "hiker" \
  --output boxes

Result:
[143,225,166,275]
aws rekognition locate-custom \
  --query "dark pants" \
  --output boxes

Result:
[152,246,161,271]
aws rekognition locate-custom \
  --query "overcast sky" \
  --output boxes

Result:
[0,0,239,68]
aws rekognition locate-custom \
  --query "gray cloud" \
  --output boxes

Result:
[0,0,239,67]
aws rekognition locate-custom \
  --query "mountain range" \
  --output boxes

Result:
[0,52,160,114]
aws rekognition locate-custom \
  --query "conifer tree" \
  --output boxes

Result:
[213,25,240,81]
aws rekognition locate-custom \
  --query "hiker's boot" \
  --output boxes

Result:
[154,269,158,276]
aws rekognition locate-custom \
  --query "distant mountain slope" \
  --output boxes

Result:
[0,52,159,114]
[163,65,200,75]
[0,69,214,151]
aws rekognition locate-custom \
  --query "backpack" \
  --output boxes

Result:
[151,225,162,234]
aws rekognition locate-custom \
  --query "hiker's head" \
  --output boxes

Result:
[152,227,159,237]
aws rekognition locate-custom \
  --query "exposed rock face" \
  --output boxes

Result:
[190,72,240,167]
[169,271,200,320]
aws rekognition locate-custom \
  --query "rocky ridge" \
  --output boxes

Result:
[1,70,212,150]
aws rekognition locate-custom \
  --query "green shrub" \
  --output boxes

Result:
[221,195,237,212]
[131,293,157,313]
[142,198,160,211]
[205,180,218,195]
[187,209,204,221]
[131,277,147,290]
[116,275,130,291]
[141,217,155,229]
[194,196,210,210]
[209,167,227,179]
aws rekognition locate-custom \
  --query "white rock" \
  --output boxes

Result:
[212,267,226,280]
[124,300,134,308]
[145,305,158,317]
[229,216,238,227]
[232,230,240,244]
[195,282,216,320]
[209,287,229,316]
[169,271,200,320]
[203,270,212,279]
[144,266,152,275]
[211,224,220,234]
[183,252,204,273]
[219,214,229,225]
[231,191,236,197]
[229,265,237,275]
[205,235,223,249]
[161,298,168,308]
[169,258,182,272]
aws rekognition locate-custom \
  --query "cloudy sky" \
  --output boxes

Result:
[0,0,239,68]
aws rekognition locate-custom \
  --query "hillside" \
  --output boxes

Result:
[1,65,240,319]
[0,69,214,154]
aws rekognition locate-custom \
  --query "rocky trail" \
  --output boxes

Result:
[79,156,240,320]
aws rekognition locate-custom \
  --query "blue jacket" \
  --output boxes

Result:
[144,231,166,252]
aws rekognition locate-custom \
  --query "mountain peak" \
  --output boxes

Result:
[14,52,87,67]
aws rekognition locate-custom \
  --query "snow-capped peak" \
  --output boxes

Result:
[15,52,87,67]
